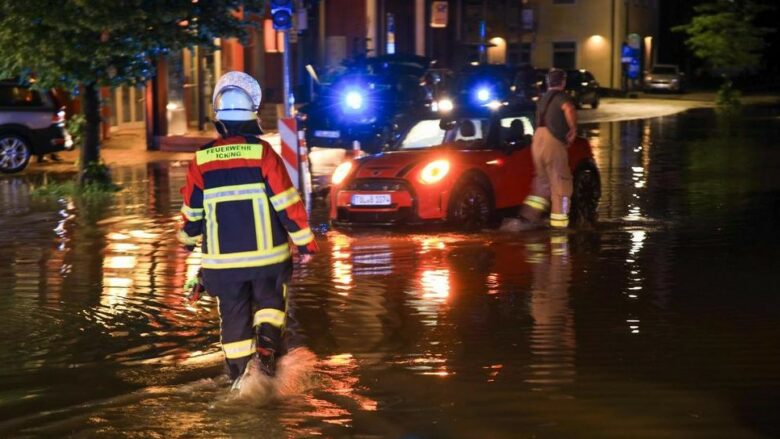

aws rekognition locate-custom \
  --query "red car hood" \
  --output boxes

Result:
[353,149,443,179]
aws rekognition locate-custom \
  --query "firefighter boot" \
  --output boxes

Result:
[256,324,282,377]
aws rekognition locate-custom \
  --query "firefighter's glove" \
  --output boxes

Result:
[184,276,205,304]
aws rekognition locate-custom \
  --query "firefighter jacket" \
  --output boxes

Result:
[178,135,318,283]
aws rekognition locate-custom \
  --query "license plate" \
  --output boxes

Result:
[314,130,340,139]
[351,194,391,206]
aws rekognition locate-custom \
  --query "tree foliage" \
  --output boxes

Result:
[673,0,773,76]
[0,0,261,89]
[0,1,262,181]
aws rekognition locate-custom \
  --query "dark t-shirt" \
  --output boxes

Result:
[536,90,574,144]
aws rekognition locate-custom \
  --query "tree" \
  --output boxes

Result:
[673,0,773,77]
[0,0,261,183]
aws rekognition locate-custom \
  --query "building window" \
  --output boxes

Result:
[553,0,575,4]
[508,43,532,65]
[552,42,576,69]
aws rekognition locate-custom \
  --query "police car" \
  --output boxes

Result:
[300,54,433,156]
[429,64,539,117]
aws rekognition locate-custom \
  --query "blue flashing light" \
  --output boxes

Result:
[344,90,364,110]
[476,87,491,102]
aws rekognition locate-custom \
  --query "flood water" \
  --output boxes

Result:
[1,105,779,438]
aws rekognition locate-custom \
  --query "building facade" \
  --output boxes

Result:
[100,1,658,150]
[527,0,658,89]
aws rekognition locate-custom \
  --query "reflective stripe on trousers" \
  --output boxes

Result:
[522,127,573,225]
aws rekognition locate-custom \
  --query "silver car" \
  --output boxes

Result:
[0,82,72,173]
[644,65,685,93]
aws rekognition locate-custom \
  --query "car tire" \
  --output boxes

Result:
[569,164,601,228]
[448,179,492,230]
[0,134,32,174]
[590,96,600,109]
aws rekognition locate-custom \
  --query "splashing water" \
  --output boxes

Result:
[232,347,319,406]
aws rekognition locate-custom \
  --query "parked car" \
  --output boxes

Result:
[536,68,600,109]
[644,64,684,93]
[565,69,600,109]
[0,81,72,173]
[328,108,600,228]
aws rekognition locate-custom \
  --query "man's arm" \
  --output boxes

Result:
[178,160,205,250]
[562,100,578,145]
[260,142,319,256]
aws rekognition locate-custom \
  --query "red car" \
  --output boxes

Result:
[329,110,600,228]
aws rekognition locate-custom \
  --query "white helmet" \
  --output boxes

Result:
[212,71,263,121]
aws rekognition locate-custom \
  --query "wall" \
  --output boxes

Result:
[530,0,658,89]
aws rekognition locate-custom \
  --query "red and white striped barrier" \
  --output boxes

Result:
[278,118,300,190]
[277,117,312,212]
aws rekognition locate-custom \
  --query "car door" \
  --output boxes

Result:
[490,115,535,208]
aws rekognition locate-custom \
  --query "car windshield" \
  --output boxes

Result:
[397,115,534,150]
[652,66,677,74]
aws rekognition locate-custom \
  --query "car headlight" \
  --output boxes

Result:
[438,98,454,112]
[344,91,364,110]
[486,100,502,111]
[419,159,450,184]
[332,161,353,185]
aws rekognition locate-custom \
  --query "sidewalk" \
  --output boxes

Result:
[577,92,717,124]
[579,91,779,124]
[20,128,282,175]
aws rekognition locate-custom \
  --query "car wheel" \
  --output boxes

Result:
[448,180,492,230]
[590,96,600,109]
[0,134,31,174]
[569,165,600,228]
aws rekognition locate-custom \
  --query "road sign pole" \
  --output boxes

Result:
[282,30,292,118]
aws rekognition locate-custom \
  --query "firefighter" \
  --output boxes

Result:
[177,71,318,387]
[519,68,577,229]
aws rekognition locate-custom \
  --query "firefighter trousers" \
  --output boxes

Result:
[206,269,291,380]
[520,127,573,228]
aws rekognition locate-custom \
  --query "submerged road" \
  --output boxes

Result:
[0,104,779,438]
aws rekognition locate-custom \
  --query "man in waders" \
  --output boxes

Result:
[518,68,578,229]
[177,71,317,389]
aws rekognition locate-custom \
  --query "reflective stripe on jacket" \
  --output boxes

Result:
[178,135,317,273]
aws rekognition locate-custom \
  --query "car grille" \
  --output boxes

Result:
[346,179,410,192]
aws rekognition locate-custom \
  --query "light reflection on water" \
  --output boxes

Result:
[1,107,779,437]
